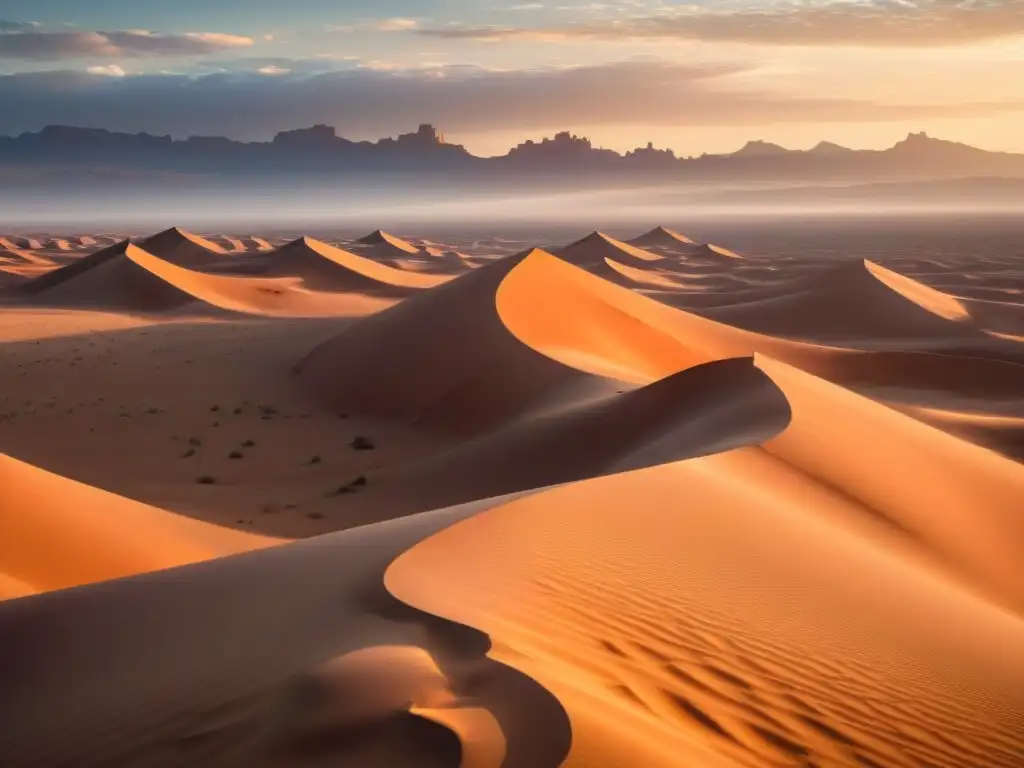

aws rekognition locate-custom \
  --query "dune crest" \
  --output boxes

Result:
[137,227,229,267]
[297,248,616,435]
[21,242,395,316]
[356,229,421,255]
[706,258,977,341]
[557,231,663,265]
[628,225,697,248]
[265,236,447,293]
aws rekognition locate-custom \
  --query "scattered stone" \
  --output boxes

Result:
[350,435,375,451]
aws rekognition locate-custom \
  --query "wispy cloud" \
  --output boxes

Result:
[416,1,1024,47]
[0,26,253,60]
[0,59,1017,142]
[327,18,421,33]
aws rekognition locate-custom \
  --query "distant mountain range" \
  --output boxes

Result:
[2,123,1023,187]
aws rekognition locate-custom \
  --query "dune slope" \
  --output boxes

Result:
[265,237,445,293]
[0,452,274,597]
[138,227,229,267]
[389,457,1024,768]
[0,496,570,768]
[297,249,619,436]
[706,259,979,341]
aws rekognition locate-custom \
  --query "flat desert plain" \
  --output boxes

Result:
[1,222,1023,767]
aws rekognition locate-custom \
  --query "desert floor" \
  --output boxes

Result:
[1,221,1023,767]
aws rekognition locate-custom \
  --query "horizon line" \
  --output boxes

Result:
[1,124,976,159]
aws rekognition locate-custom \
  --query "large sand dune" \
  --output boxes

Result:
[17,242,398,317]
[2,221,1024,767]
[297,249,618,436]
[556,231,664,266]
[704,258,979,341]
[138,226,229,267]
[264,236,447,293]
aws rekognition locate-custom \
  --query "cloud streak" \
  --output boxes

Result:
[0,26,253,60]
[0,60,1017,142]
[416,1,1024,47]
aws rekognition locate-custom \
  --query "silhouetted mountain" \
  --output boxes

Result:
[733,140,790,157]
[1,125,1022,186]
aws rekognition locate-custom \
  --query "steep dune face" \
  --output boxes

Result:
[264,236,446,294]
[600,257,693,289]
[24,243,199,311]
[497,249,714,382]
[19,239,130,295]
[297,249,617,436]
[0,496,569,768]
[353,229,423,260]
[332,357,792,525]
[357,230,420,253]
[627,226,698,248]
[137,227,229,267]
[556,231,664,266]
[757,356,1024,612]
[626,228,741,262]
[0,453,274,597]
[706,259,978,341]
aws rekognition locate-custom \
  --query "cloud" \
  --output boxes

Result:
[326,17,421,33]
[416,1,1024,47]
[0,27,253,60]
[0,60,1017,142]
[256,65,290,76]
[373,18,419,31]
[85,64,126,77]
[0,20,39,33]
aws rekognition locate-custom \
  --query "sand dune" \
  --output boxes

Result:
[23,241,199,311]
[0,269,29,290]
[337,358,791,524]
[3,221,1024,768]
[556,231,664,266]
[265,236,447,294]
[627,227,742,261]
[1,236,44,250]
[704,258,980,342]
[627,225,697,248]
[0,239,55,266]
[0,452,274,597]
[137,226,229,267]
[389,454,1024,768]
[297,248,618,436]
[356,229,422,255]
[0,494,568,767]
[600,257,695,289]
[19,242,397,317]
